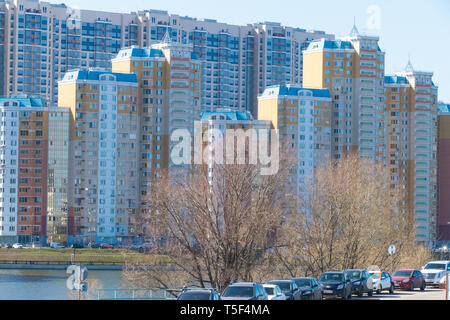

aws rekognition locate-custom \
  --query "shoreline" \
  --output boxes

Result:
[0,263,178,271]
[0,263,124,270]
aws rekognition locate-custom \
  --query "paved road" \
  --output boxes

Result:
[353,288,446,300]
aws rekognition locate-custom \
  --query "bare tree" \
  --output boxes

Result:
[124,155,432,291]
[274,155,425,278]
[125,163,288,292]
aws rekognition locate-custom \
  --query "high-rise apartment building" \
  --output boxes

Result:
[46,107,69,244]
[0,0,333,114]
[0,8,5,95]
[437,103,450,244]
[111,40,201,207]
[384,63,438,244]
[200,109,272,186]
[258,85,331,212]
[302,26,439,244]
[1,0,141,102]
[0,96,69,245]
[58,70,139,245]
[303,26,386,162]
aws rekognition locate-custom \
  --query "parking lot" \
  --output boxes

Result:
[353,288,446,300]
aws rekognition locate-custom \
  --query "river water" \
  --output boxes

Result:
[0,269,129,300]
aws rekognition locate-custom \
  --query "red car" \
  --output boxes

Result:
[392,269,426,291]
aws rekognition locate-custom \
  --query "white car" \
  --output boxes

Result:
[50,242,65,249]
[12,243,23,249]
[421,261,450,287]
[369,271,394,294]
[263,284,287,300]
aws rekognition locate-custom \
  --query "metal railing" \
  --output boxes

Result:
[96,289,177,300]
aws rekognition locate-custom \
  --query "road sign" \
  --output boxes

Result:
[388,244,396,255]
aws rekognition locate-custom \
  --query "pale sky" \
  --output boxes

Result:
[61,0,450,102]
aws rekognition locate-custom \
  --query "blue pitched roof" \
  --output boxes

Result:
[307,39,353,51]
[201,110,253,121]
[277,86,330,98]
[384,75,408,85]
[117,47,164,59]
[62,69,137,83]
[438,104,450,114]
[307,38,383,53]
[116,46,198,60]
[0,96,47,108]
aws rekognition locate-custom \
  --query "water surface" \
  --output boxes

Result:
[0,269,126,300]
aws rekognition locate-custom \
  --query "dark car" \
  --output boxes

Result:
[99,243,114,249]
[87,242,100,249]
[267,280,301,300]
[221,282,268,300]
[392,269,426,291]
[291,277,323,300]
[70,243,84,249]
[319,272,352,300]
[177,288,221,300]
[344,269,374,297]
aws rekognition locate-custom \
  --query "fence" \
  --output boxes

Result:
[96,289,178,300]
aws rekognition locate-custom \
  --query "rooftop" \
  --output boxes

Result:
[384,75,409,85]
[61,69,137,83]
[438,103,450,114]
[116,47,165,59]
[201,109,253,121]
[0,95,47,108]
[261,85,330,99]
[305,38,354,51]
[115,45,198,60]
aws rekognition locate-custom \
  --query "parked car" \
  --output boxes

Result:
[318,271,352,300]
[221,282,268,300]
[177,288,221,300]
[263,284,287,300]
[89,243,100,249]
[50,242,65,249]
[291,277,323,300]
[369,271,394,294]
[12,243,23,249]
[392,269,426,291]
[99,243,114,249]
[130,243,153,252]
[267,280,301,300]
[421,261,450,287]
[344,269,374,297]
[70,243,84,249]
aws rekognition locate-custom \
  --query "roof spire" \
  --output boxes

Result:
[349,17,360,37]
[405,54,414,72]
